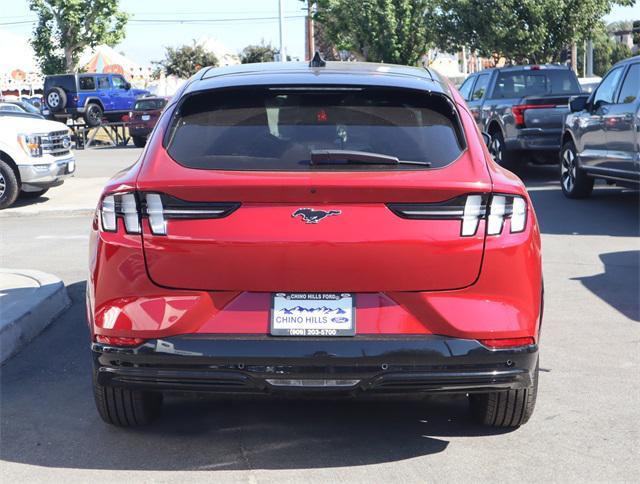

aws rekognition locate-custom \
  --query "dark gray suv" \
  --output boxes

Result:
[561,56,640,198]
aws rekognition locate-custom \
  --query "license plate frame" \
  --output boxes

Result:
[270,293,356,337]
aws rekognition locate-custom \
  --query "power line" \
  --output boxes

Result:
[0,15,306,26]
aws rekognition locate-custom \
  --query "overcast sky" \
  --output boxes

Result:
[0,0,638,66]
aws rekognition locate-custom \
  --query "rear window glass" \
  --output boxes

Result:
[165,87,465,171]
[135,98,167,110]
[44,75,76,92]
[494,70,580,98]
[78,76,95,90]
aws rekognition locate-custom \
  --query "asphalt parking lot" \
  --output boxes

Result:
[1,148,638,483]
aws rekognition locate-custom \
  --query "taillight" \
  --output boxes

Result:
[511,104,555,128]
[99,192,239,235]
[387,193,527,237]
[95,335,145,346]
[479,337,535,349]
[100,192,141,234]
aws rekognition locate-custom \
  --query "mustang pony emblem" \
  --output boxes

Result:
[292,208,341,224]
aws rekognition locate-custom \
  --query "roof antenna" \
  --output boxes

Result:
[309,51,326,68]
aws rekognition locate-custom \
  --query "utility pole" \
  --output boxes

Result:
[586,39,594,77]
[305,1,315,61]
[278,0,287,62]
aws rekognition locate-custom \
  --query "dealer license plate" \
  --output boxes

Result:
[271,293,355,336]
[141,114,150,121]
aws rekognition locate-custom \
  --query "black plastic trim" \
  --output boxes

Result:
[93,335,538,395]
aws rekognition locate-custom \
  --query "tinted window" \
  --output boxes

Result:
[0,103,23,112]
[493,69,580,98]
[15,101,40,114]
[134,99,167,110]
[593,67,624,105]
[166,87,465,171]
[471,74,489,100]
[111,76,126,89]
[96,76,110,89]
[44,75,76,92]
[458,76,475,100]
[78,76,95,90]
[617,64,640,104]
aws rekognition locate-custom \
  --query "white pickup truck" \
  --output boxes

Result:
[0,113,76,209]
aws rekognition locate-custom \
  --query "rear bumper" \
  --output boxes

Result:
[93,335,538,395]
[128,125,152,137]
[506,128,562,151]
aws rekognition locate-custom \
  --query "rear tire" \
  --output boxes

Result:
[132,136,146,148]
[84,103,103,127]
[0,160,19,210]
[20,188,49,199]
[488,129,517,170]
[560,140,593,199]
[469,358,539,428]
[93,371,162,426]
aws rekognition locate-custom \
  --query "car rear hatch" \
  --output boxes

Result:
[137,85,491,292]
[514,95,574,129]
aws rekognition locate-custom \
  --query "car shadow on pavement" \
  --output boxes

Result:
[0,281,513,472]
[572,250,640,322]
[513,164,640,237]
[7,194,52,209]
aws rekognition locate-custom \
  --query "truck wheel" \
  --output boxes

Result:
[132,136,147,148]
[45,87,67,112]
[560,140,593,199]
[20,188,49,199]
[0,160,19,210]
[488,130,517,170]
[93,371,162,426]
[84,103,103,127]
[469,357,539,428]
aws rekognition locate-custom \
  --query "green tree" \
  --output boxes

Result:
[155,41,219,78]
[313,0,435,65]
[429,0,635,64]
[29,0,128,74]
[241,43,277,64]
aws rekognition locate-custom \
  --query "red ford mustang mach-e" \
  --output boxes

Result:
[88,59,542,427]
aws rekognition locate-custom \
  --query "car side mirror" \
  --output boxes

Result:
[124,82,131,90]
[569,95,589,113]
[481,131,491,148]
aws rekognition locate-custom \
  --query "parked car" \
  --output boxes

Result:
[578,76,602,93]
[89,59,543,428]
[128,96,169,147]
[0,100,44,118]
[459,64,582,168]
[43,73,149,127]
[0,112,75,209]
[560,56,639,198]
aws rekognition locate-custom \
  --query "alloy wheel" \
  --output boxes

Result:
[489,135,502,163]
[0,172,5,198]
[561,148,576,193]
[48,92,59,107]
[89,106,101,124]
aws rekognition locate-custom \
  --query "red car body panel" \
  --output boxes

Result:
[87,76,542,345]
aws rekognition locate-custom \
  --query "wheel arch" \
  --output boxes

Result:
[0,150,21,185]
[85,97,105,111]
[487,119,503,137]
[561,130,577,148]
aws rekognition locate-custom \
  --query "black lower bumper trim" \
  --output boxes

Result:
[93,335,538,395]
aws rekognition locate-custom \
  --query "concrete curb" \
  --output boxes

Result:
[0,208,95,218]
[0,269,70,365]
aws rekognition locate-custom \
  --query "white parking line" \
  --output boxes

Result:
[35,235,87,240]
